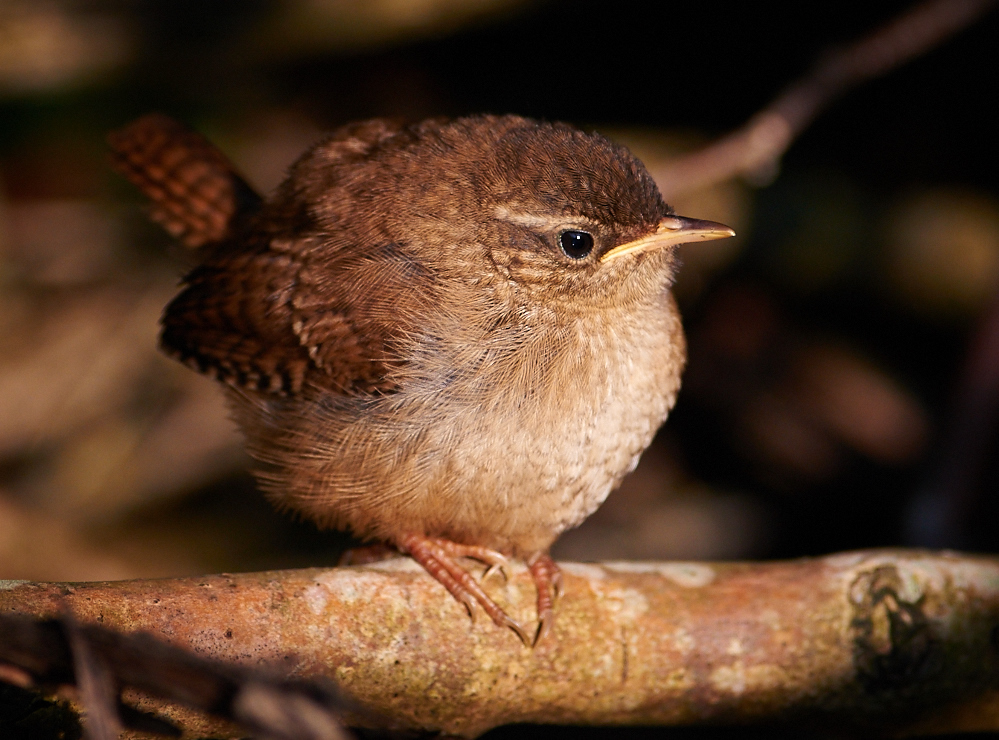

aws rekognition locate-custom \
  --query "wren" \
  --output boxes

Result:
[109,113,734,644]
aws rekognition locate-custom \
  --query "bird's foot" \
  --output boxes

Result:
[430,539,510,582]
[527,552,563,644]
[398,533,530,645]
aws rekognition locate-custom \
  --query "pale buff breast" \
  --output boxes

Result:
[239,292,685,555]
[433,294,685,552]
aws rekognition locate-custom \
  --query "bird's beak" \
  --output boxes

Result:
[600,216,736,263]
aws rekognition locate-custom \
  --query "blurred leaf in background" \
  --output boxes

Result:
[0,1,133,95]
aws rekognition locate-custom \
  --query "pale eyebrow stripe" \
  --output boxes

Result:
[493,206,599,231]
[492,206,553,228]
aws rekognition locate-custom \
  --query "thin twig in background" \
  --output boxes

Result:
[64,618,124,740]
[0,613,352,740]
[655,0,998,198]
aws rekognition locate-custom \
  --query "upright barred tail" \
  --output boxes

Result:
[108,114,261,248]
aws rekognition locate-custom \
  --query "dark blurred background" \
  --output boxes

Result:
[1,0,998,590]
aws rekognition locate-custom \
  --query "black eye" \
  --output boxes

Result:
[558,230,594,259]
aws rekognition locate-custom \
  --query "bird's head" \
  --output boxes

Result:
[280,115,734,320]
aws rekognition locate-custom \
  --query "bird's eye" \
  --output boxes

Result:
[558,230,594,260]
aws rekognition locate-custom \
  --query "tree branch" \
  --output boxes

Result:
[653,0,997,198]
[3,549,999,737]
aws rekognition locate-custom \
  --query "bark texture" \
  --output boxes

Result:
[2,549,999,737]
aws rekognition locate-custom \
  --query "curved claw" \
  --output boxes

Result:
[500,613,533,647]
[534,604,555,645]
[456,591,477,621]
[481,562,508,583]
[551,565,565,601]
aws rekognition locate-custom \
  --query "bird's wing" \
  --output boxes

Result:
[144,117,420,397]
[159,244,408,397]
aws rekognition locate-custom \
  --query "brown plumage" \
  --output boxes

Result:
[108,114,260,248]
[109,113,734,644]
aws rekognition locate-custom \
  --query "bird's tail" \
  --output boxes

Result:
[108,114,261,248]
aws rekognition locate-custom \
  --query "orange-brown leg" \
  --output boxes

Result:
[527,552,563,645]
[398,533,530,645]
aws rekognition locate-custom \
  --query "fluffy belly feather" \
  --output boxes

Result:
[238,295,685,555]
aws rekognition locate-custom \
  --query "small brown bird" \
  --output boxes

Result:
[109,114,734,644]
